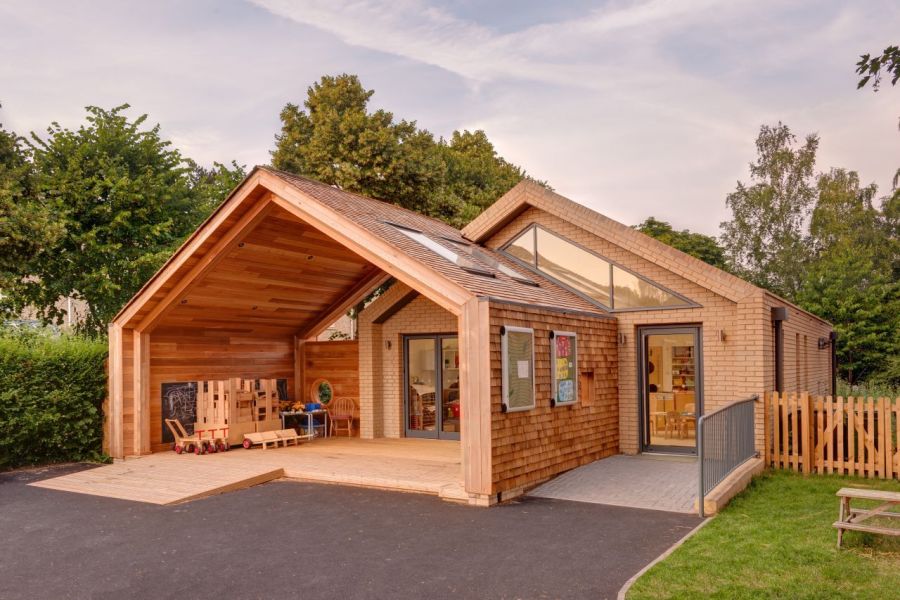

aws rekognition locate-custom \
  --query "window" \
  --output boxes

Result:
[611,265,688,309]
[389,223,493,276]
[444,239,537,285]
[551,331,577,406]
[536,227,611,305]
[501,326,535,412]
[388,222,536,284]
[505,226,536,264]
[503,225,694,311]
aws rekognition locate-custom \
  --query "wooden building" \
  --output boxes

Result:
[107,167,832,505]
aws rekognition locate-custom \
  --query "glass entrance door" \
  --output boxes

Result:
[639,326,702,453]
[404,334,460,440]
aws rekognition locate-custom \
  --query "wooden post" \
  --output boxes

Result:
[781,392,790,470]
[107,323,124,460]
[772,392,781,470]
[294,336,306,402]
[132,331,150,455]
[878,397,888,479]
[867,397,875,479]
[826,396,834,474]
[763,391,771,467]
[801,392,812,474]
[459,297,492,499]
[847,396,855,477]
[790,393,799,472]
[836,396,844,475]
[883,397,893,480]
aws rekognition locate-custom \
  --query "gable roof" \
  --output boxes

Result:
[261,168,603,314]
[113,167,604,329]
[462,179,760,303]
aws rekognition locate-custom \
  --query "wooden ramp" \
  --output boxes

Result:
[29,453,284,505]
[30,438,464,505]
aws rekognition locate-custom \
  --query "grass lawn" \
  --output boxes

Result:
[628,470,900,599]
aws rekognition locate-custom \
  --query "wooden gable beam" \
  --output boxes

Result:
[135,195,274,333]
[298,268,392,340]
[261,172,472,315]
[114,172,264,327]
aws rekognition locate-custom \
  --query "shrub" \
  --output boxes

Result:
[0,329,108,470]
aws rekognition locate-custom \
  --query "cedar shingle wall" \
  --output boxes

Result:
[488,302,618,494]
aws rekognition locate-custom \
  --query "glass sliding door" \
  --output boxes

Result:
[639,326,702,453]
[404,334,460,440]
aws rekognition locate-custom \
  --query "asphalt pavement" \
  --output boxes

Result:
[0,464,700,600]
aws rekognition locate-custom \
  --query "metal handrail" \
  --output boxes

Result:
[697,395,759,517]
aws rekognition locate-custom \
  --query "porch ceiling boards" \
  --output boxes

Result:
[151,205,381,338]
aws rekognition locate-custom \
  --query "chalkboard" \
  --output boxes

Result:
[161,382,198,443]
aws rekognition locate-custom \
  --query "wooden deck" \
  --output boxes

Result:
[30,438,464,505]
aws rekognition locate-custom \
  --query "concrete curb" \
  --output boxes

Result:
[616,516,713,600]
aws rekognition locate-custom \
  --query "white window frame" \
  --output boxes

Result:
[500,325,536,412]
[550,330,578,406]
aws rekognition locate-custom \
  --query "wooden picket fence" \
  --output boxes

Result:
[763,392,900,480]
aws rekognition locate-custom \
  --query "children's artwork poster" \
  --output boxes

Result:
[552,333,577,404]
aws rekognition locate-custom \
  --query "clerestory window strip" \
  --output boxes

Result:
[500,223,697,311]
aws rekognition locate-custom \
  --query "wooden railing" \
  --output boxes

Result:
[763,392,900,480]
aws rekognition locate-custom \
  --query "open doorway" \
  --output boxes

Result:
[639,326,702,454]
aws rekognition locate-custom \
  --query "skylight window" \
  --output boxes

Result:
[502,225,694,311]
[444,239,538,286]
[387,223,494,277]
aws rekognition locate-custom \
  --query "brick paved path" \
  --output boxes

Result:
[530,454,698,513]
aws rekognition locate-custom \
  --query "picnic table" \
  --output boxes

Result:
[834,487,900,548]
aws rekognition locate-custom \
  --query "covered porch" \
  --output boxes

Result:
[105,167,493,503]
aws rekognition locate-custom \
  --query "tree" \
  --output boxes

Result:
[272,74,536,227]
[1,105,244,332]
[0,105,62,288]
[797,169,900,384]
[189,160,247,218]
[720,123,818,299]
[635,217,729,270]
[856,45,900,91]
[435,130,527,225]
[272,74,445,216]
[856,44,900,189]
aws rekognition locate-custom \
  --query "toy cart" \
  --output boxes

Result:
[165,418,208,455]
[195,426,230,453]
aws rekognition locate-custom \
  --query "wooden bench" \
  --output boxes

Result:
[834,487,900,548]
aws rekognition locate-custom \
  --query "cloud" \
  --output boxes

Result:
[2,0,898,235]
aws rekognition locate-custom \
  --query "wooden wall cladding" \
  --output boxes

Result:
[488,302,619,495]
[147,326,294,452]
[301,340,360,401]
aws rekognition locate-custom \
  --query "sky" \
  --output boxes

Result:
[0,0,897,235]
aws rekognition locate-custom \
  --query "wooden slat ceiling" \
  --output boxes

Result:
[155,205,378,337]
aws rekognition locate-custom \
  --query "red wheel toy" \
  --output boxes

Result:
[174,445,183,454]
[218,442,227,453]
[194,444,203,455]
[242,438,252,449]
[207,442,217,453]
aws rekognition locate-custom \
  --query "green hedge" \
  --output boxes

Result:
[0,332,108,470]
